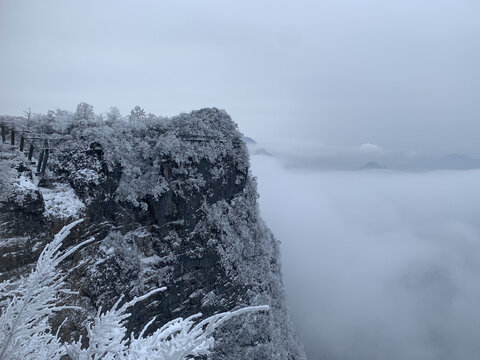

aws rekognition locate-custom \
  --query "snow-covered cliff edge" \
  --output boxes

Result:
[0,108,305,359]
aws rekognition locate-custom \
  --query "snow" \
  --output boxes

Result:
[40,184,85,220]
[141,255,161,265]
[0,237,29,248]
[75,168,100,185]
[5,157,85,220]
[16,174,37,192]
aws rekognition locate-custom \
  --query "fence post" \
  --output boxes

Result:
[10,128,14,146]
[28,144,34,161]
[36,150,44,173]
[1,124,5,142]
[41,149,49,175]
[19,135,25,151]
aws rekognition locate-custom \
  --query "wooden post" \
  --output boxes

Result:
[1,124,5,142]
[28,144,34,161]
[41,149,49,175]
[19,135,25,152]
[37,150,44,173]
[10,128,14,146]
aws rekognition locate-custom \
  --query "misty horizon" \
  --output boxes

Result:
[247,140,480,171]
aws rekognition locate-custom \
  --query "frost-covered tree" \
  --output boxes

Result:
[0,221,269,360]
[106,106,122,126]
[75,102,95,128]
[129,106,146,127]
[23,108,31,127]
[28,110,55,134]
[48,108,72,132]
[44,110,56,133]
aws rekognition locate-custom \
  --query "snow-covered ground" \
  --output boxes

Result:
[39,183,85,220]
[2,142,84,220]
[252,155,480,360]
[15,173,85,220]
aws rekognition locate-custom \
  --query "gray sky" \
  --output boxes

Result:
[1,0,479,155]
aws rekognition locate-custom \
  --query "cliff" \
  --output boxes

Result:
[0,108,305,359]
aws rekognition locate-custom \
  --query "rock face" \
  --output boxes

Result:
[0,108,305,359]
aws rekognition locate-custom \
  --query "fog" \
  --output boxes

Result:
[251,155,480,360]
[249,141,480,171]
[1,0,480,155]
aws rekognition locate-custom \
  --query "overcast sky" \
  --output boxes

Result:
[1,0,479,155]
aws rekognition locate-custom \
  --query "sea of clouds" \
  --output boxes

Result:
[251,155,480,360]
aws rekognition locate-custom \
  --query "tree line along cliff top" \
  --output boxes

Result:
[1,104,250,208]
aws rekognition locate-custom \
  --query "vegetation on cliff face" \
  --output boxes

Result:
[0,220,269,360]
[0,105,305,360]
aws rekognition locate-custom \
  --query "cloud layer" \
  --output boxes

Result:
[252,156,480,360]
[250,141,480,171]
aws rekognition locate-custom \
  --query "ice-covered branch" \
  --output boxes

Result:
[0,219,91,360]
[127,305,270,360]
[67,296,269,360]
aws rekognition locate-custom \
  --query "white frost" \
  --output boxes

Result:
[40,184,85,220]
